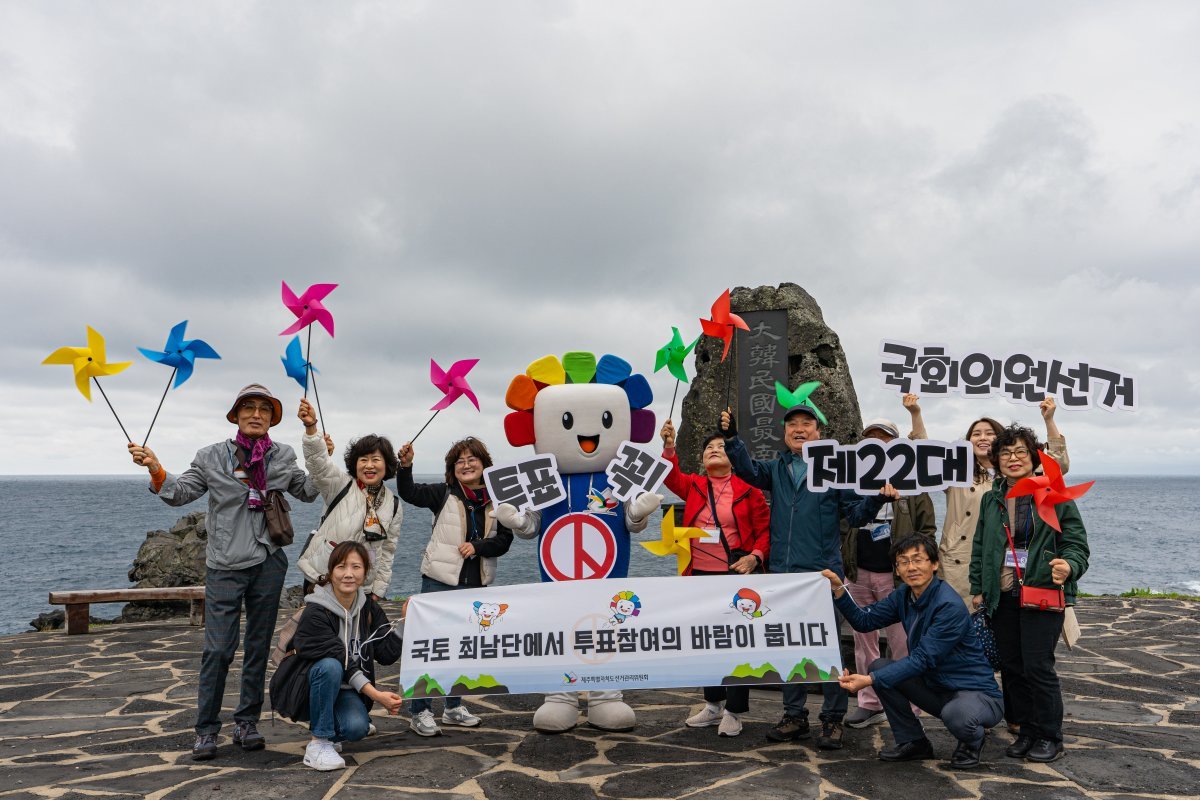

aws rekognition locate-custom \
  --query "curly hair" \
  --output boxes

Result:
[344,434,399,480]
[443,437,493,485]
[989,423,1043,471]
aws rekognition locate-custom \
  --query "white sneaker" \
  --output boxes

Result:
[442,705,482,727]
[686,703,723,727]
[718,711,743,738]
[367,723,377,736]
[410,709,442,737]
[303,739,346,771]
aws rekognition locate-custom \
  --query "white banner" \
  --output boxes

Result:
[398,573,843,699]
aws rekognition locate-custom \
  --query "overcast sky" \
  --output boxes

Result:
[2,1,1197,477]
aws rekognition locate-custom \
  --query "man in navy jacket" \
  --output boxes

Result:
[721,404,897,749]
[821,533,1003,769]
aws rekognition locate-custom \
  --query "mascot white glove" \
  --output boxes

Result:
[495,503,541,539]
[625,491,663,530]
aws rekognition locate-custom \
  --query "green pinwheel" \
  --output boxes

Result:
[775,380,828,426]
[654,327,700,418]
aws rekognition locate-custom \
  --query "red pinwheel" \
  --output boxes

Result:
[699,289,749,362]
[280,282,337,337]
[1005,452,1094,532]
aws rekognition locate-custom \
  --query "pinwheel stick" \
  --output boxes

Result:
[142,367,177,447]
[93,378,133,444]
[308,366,327,436]
[724,331,739,410]
[669,379,681,420]
[410,409,441,445]
[304,326,313,400]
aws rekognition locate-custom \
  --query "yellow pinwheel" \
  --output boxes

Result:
[43,326,132,401]
[641,511,708,575]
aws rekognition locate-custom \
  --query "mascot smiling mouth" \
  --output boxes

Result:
[577,434,600,454]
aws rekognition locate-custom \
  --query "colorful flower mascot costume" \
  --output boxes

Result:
[495,352,662,733]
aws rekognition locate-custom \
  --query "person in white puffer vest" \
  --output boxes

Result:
[395,435,514,737]
[296,399,403,601]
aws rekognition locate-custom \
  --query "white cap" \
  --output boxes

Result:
[862,418,900,438]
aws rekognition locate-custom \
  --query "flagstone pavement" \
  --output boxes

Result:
[1,597,1198,799]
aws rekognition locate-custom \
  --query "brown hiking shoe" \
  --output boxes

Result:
[817,720,844,750]
[766,714,810,742]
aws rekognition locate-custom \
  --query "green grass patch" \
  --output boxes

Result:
[1118,587,1200,601]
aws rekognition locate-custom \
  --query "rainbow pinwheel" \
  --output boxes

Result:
[281,336,315,391]
[654,327,700,384]
[430,358,480,411]
[699,289,749,362]
[775,380,828,425]
[1005,450,1095,533]
[138,321,220,388]
[641,511,708,575]
[280,282,337,337]
[43,326,132,401]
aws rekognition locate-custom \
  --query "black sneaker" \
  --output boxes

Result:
[766,714,810,742]
[1025,738,1064,763]
[1005,734,1036,758]
[192,733,218,761]
[817,720,844,750]
[232,721,265,751]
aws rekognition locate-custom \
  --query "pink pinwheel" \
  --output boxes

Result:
[280,282,337,337]
[430,358,480,411]
[699,289,749,362]
[1005,452,1095,532]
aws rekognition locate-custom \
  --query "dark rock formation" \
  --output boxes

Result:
[678,283,864,468]
[28,610,110,631]
[121,512,208,621]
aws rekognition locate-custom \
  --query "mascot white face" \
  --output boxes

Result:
[532,384,631,474]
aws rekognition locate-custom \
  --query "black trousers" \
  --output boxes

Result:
[991,591,1065,742]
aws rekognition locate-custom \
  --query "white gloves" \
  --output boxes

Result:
[625,492,663,526]
[495,503,541,539]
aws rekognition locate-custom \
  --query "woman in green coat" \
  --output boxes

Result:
[969,424,1089,764]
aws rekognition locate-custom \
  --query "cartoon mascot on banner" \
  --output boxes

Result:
[495,352,662,733]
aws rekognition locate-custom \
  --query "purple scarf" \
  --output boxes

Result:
[234,430,273,494]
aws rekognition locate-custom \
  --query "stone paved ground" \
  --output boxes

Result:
[1,597,1198,799]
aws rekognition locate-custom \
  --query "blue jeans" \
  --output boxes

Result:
[196,548,287,735]
[869,657,1003,747]
[782,605,848,722]
[410,575,462,714]
[308,658,371,742]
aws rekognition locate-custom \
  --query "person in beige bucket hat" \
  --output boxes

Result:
[128,383,318,761]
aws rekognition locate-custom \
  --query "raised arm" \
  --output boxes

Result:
[903,393,928,439]
[1040,396,1070,474]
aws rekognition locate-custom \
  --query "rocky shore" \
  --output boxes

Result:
[2,596,1198,799]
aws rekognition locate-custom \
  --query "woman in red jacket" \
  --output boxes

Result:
[660,420,771,737]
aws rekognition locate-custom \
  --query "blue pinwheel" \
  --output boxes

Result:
[281,335,316,391]
[138,321,221,445]
[139,321,221,388]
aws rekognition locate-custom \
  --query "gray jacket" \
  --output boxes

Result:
[156,438,318,570]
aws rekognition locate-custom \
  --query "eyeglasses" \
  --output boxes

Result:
[455,456,481,467]
[998,448,1031,461]
[240,403,275,416]
[895,556,931,568]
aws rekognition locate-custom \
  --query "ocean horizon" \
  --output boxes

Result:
[2,473,1196,635]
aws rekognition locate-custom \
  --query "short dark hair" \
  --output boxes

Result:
[700,432,725,451]
[344,434,399,480]
[990,423,1042,471]
[890,533,938,565]
[319,541,372,584]
[444,437,493,485]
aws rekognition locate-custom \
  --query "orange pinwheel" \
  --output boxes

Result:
[1005,452,1094,532]
[699,289,749,362]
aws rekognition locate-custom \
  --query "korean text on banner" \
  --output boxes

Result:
[398,573,843,699]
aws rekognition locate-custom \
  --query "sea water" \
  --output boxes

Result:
[0,475,1195,634]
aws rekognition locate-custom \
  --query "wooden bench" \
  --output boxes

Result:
[48,587,206,635]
